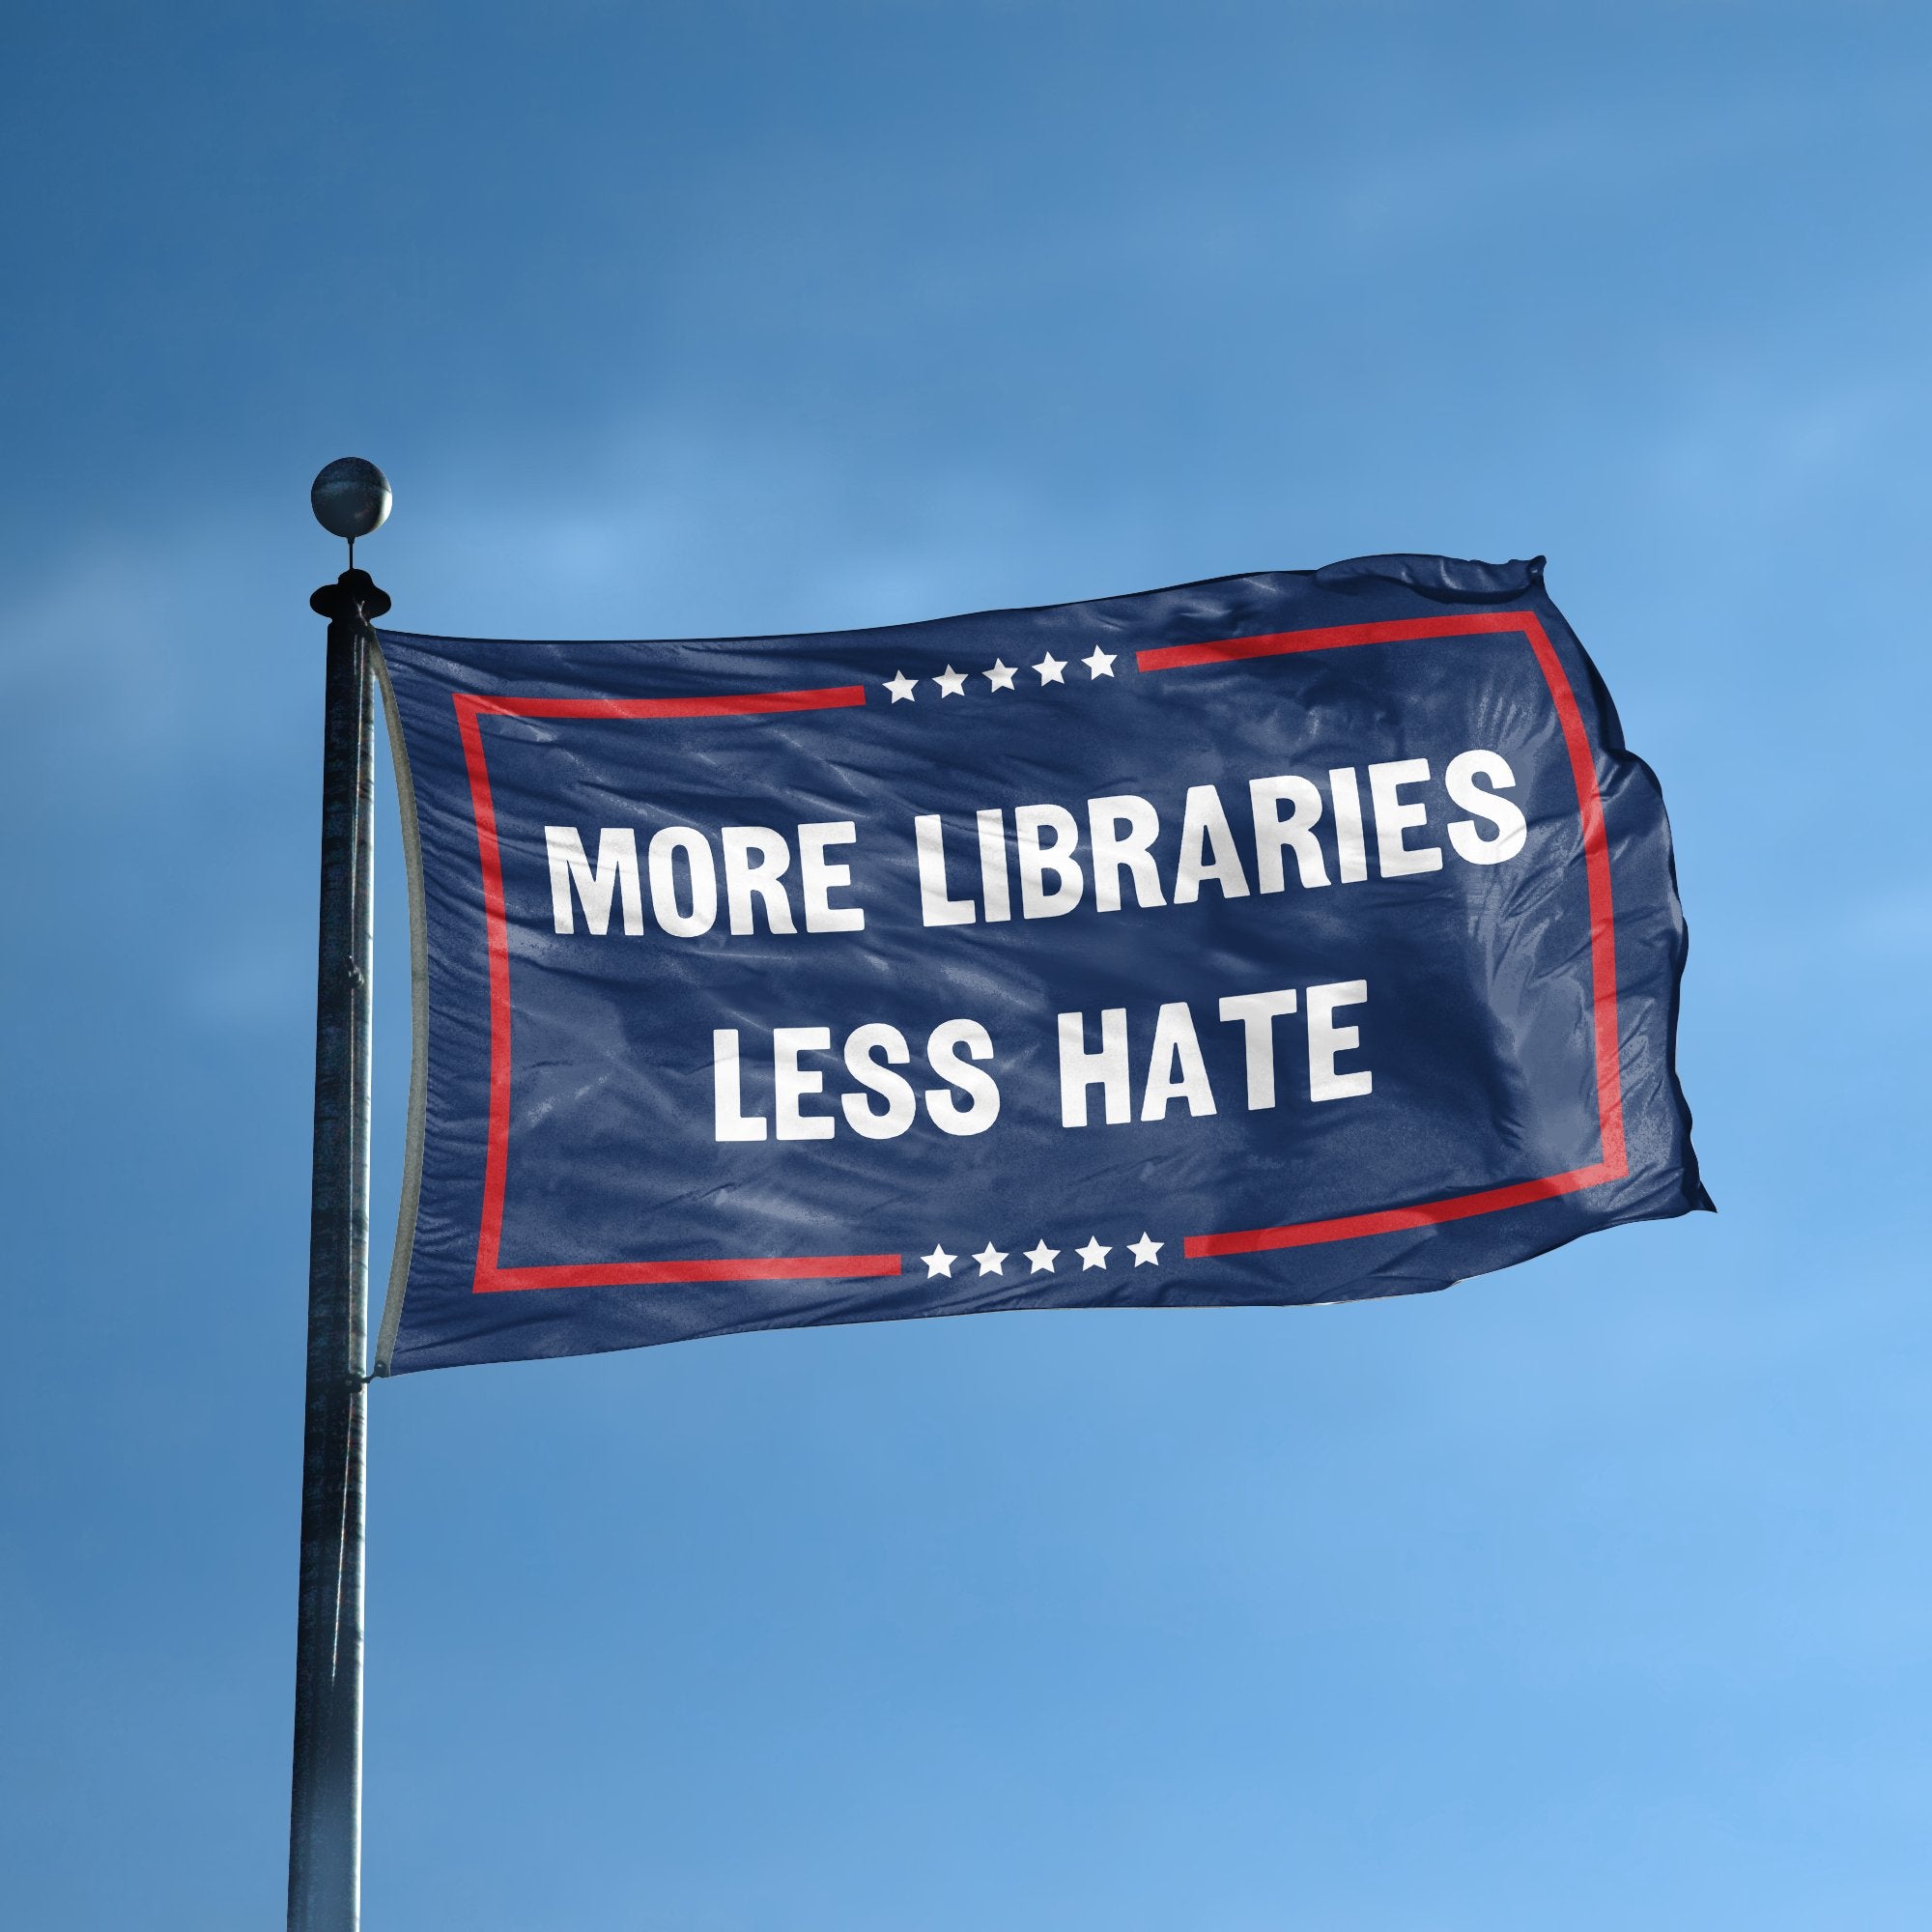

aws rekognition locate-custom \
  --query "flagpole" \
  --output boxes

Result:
[290,461,391,1932]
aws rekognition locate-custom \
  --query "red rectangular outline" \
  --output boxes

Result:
[454,684,901,1293]
[452,612,1626,1293]
[1137,611,1628,1256]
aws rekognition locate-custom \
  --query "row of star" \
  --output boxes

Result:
[883,648,1119,702]
[919,1233,1163,1279]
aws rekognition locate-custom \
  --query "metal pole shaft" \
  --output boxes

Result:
[290,570,385,1932]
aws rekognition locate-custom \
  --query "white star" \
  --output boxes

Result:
[884,670,918,703]
[1023,1239,1060,1274]
[922,1245,956,1278]
[1075,1236,1112,1270]
[982,659,1017,692]
[932,665,968,697]
[1081,646,1117,679]
[973,1241,1009,1276]
[1032,652,1066,685]
[1128,1233,1164,1267]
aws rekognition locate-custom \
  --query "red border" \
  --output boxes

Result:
[453,611,1627,1293]
[454,684,901,1293]
[1137,611,1628,1256]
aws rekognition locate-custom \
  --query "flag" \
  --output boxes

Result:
[371,554,1707,1374]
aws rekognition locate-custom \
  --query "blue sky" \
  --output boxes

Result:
[3,3,1929,1926]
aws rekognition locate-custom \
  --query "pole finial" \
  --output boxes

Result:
[310,458,392,567]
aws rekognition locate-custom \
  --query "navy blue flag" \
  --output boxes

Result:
[371,554,1707,1376]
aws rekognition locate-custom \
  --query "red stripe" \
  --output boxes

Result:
[1184,1163,1616,1257]
[1519,617,1627,1180]
[475,1253,903,1293]
[1136,611,1538,672]
[467,686,866,720]
[454,695,514,1275]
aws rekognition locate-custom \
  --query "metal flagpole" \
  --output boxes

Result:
[290,460,392,1932]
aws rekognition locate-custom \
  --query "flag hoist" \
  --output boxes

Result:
[289,457,390,1932]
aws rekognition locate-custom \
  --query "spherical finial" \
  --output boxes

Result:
[310,457,392,542]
